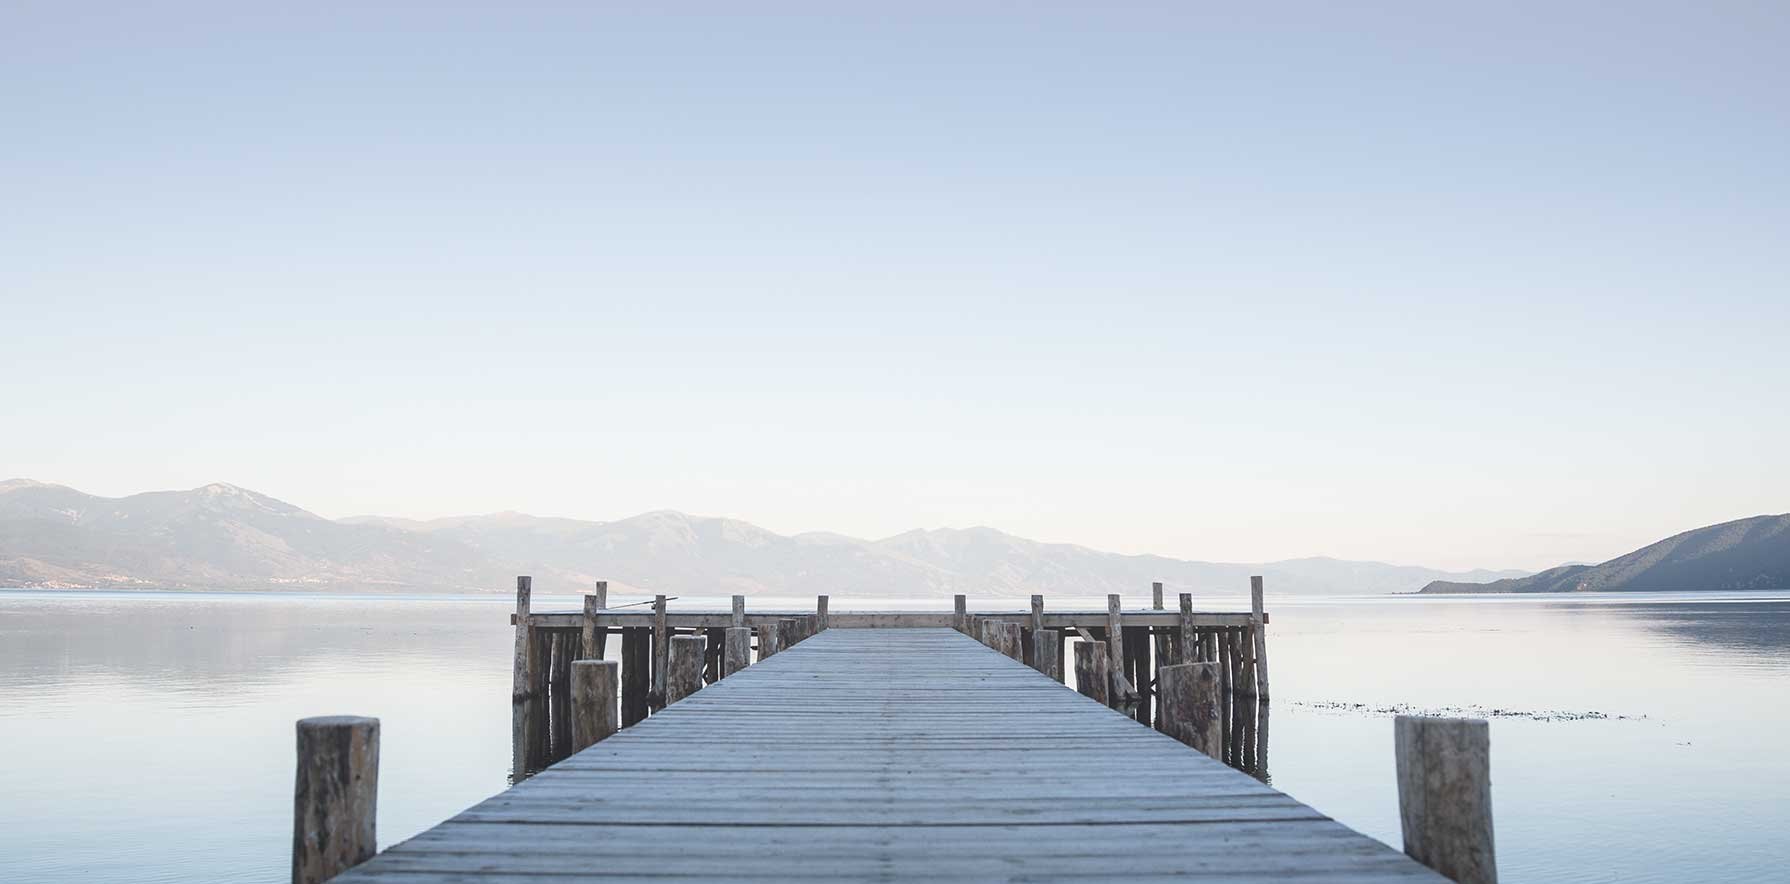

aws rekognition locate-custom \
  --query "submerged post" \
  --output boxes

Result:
[570,660,620,751]
[1396,716,1497,884]
[292,716,378,884]
[1073,641,1109,706]
[723,626,752,676]
[667,635,706,705]
[511,576,533,699]
[1159,662,1222,759]
[953,594,967,633]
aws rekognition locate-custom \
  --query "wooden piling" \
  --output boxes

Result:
[511,576,533,700]
[650,595,669,708]
[1178,593,1196,664]
[1152,581,1171,673]
[582,581,608,659]
[953,594,967,633]
[723,626,752,677]
[1396,716,1497,884]
[778,618,800,654]
[980,620,1022,661]
[1159,662,1223,759]
[620,628,649,727]
[292,716,378,884]
[667,635,706,705]
[757,623,780,660]
[1073,641,1109,706]
[817,595,829,631]
[1032,628,1060,680]
[1105,594,1126,707]
[1125,624,1150,725]
[1251,575,1271,701]
[731,595,746,628]
[569,660,620,751]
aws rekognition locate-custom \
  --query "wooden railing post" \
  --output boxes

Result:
[1159,662,1222,759]
[667,635,706,705]
[1178,592,1196,664]
[1396,716,1496,884]
[650,595,669,708]
[511,576,533,699]
[723,626,752,676]
[570,660,620,751]
[1251,575,1271,701]
[1073,641,1109,706]
[292,716,378,884]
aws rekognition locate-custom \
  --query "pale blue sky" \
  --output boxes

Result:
[4,2,1786,570]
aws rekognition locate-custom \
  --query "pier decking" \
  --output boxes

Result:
[335,628,1444,882]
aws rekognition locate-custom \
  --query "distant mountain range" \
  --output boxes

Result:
[1420,514,1790,594]
[0,479,1531,598]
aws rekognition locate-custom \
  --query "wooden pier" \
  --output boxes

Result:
[296,579,1496,883]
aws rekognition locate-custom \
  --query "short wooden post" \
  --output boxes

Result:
[1251,575,1271,701]
[666,635,706,705]
[569,660,620,751]
[292,716,378,884]
[778,618,800,653]
[731,595,746,628]
[1396,716,1496,883]
[757,622,779,659]
[1106,594,1127,707]
[953,594,967,633]
[1073,641,1109,706]
[723,626,752,676]
[650,595,669,707]
[581,591,599,660]
[1032,628,1060,680]
[511,576,533,699]
[817,595,829,631]
[1159,662,1222,759]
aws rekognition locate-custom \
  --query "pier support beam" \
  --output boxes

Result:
[953,594,967,633]
[1396,716,1497,884]
[570,660,620,751]
[582,581,608,659]
[1251,575,1271,701]
[1160,662,1222,759]
[651,595,669,709]
[757,622,780,659]
[621,628,649,727]
[817,595,829,631]
[667,635,707,705]
[292,716,378,884]
[511,576,533,699]
[1032,628,1060,680]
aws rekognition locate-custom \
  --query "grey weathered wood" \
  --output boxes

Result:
[1073,640,1109,706]
[569,660,620,752]
[520,609,1266,630]
[817,595,829,631]
[510,576,533,700]
[666,635,707,705]
[778,618,800,654]
[953,595,967,633]
[723,626,752,677]
[581,595,599,661]
[1029,595,1044,633]
[1396,716,1496,884]
[1251,575,1271,701]
[292,715,378,884]
[757,622,780,660]
[1160,662,1222,759]
[587,582,610,658]
[980,620,1022,661]
[651,595,669,708]
[731,595,746,628]
[1105,594,1126,707]
[1031,628,1060,681]
[1152,581,1170,675]
[1179,592,1196,664]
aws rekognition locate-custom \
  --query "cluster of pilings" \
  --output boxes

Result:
[961,579,1269,779]
[510,579,825,780]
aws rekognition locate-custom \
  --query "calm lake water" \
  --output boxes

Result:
[1,589,1786,883]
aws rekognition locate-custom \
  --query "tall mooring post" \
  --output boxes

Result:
[292,716,378,884]
[1396,716,1496,884]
